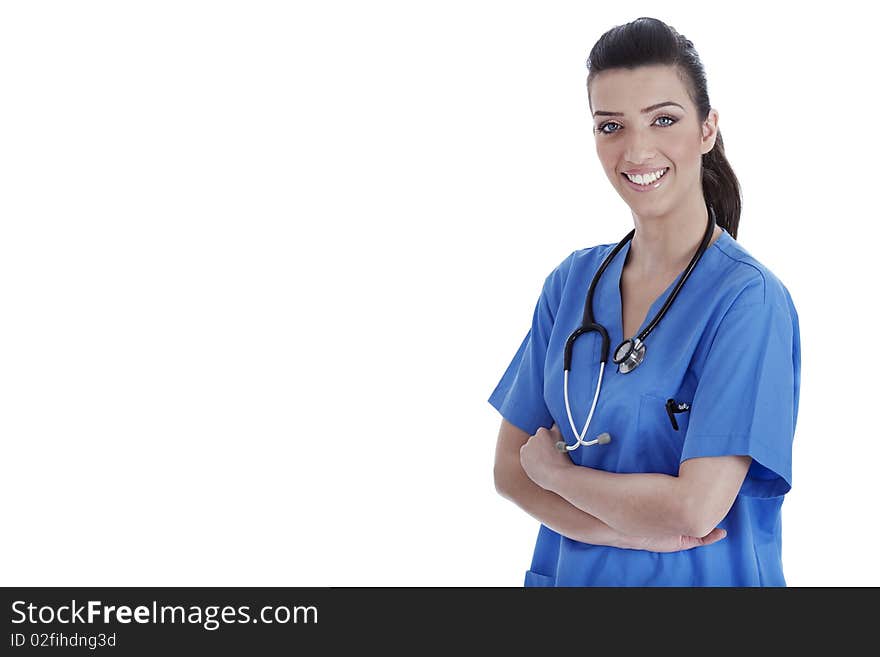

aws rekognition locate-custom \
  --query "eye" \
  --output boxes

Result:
[594,114,679,135]
[594,121,621,135]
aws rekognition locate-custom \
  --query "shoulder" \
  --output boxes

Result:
[695,234,801,388]
[545,241,619,285]
[709,232,797,319]
[541,242,616,300]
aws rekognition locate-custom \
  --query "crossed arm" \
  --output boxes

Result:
[494,419,751,547]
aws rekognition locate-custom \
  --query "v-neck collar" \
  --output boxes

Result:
[602,227,729,348]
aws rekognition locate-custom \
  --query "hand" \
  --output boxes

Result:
[519,423,572,490]
[622,527,728,553]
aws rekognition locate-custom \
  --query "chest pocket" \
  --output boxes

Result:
[627,392,691,476]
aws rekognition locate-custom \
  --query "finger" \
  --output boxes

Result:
[699,527,727,546]
[678,527,726,551]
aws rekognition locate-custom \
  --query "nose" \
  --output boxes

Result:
[623,126,657,165]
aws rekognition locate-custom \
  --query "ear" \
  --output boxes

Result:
[701,108,720,155]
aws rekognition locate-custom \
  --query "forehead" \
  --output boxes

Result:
[590,65,689,112]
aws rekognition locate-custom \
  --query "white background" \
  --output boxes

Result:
[1,1,876,586]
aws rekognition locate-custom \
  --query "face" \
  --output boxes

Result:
[589,64,718,218]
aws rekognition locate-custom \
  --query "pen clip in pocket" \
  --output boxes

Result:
[665,398,691,431]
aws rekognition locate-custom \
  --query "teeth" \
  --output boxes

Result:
[625,168,667,185]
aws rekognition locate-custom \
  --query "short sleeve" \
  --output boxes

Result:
[681,287,801,498]
[487,253,573,436]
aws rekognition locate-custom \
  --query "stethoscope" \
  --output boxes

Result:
[556,205,717,453]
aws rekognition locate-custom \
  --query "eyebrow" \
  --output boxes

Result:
[592,101,685,118]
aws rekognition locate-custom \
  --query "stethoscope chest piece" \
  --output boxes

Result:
[613,337,645,374]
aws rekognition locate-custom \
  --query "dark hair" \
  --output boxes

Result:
[586,17,741,239]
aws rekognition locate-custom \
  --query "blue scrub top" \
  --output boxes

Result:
[488,228,801,587]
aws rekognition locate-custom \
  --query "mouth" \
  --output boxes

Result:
[621,167,669,192]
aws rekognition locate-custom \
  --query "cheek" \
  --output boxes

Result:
[660,135,701,167]
[595,146,618,177]
[670,146,697,166]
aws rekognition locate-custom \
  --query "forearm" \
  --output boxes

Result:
[546,465,694,538]
[496,456,628,548]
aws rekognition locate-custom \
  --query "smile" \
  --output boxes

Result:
[621,167,669,191]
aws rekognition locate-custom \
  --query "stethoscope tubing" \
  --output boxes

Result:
[559,205,717,452]
[562,363,606,450]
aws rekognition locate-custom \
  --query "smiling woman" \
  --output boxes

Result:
[488,17,801,587]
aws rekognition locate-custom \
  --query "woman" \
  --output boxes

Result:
[488,17,801,586]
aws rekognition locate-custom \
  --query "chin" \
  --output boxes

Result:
[627,200,674,219]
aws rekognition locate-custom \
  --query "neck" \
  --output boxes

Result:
[626,196,721,277]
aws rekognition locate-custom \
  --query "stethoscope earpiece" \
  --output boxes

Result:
[557,432,613,452]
